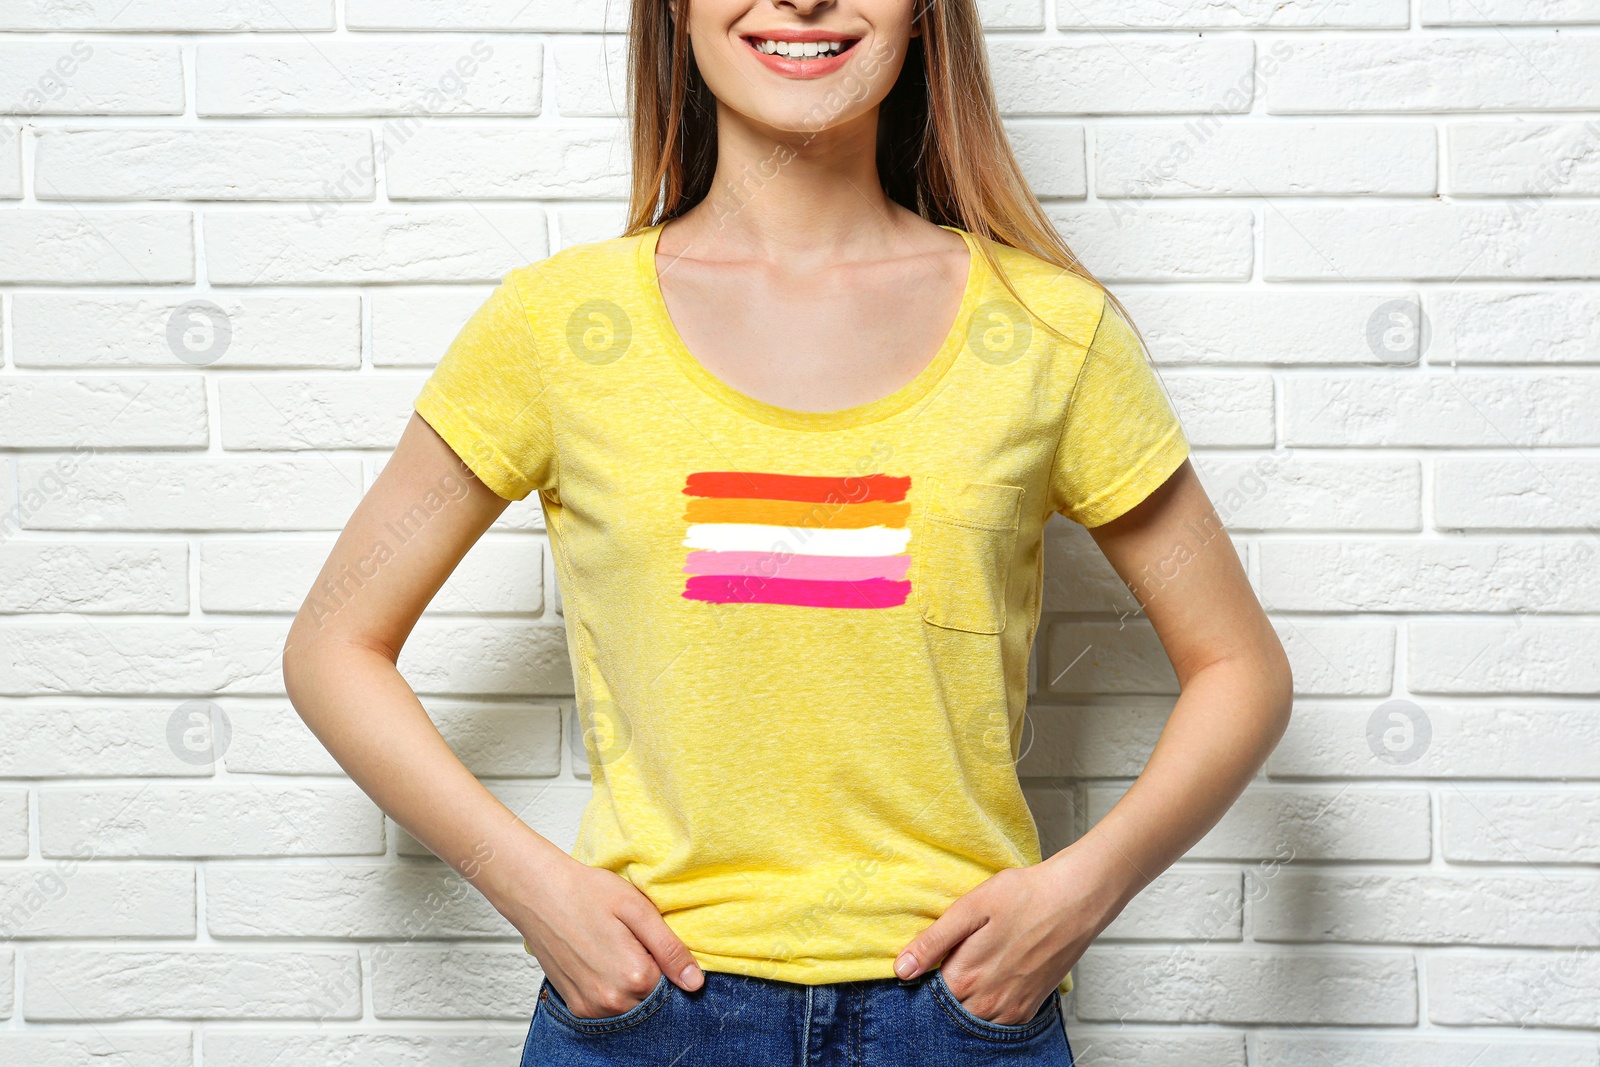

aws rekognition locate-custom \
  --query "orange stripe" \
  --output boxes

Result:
[683,497,910,529]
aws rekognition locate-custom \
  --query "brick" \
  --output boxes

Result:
[385,125,629,199]
[0,376,206,448]
[981,0,1045,31]
[0,42,183,115]
[398,622,575,696]
[204,209,548,284]
[1043,208,1254,281]
[1429,952,1600,1028]
[1163,373,1274,446]
[1193,454,1422,531]
[1098,869,1243,942]
[1120,290,1421,365]
[199,537,543,615]
[1090,783,1430,860]
[12,293,360,369]
[39,784,384,857]
[0,704,215,777]
[1254,1034,1599,1066]
[1074,946,1417,1023]
[1255,871,1600,944]
[23,948,361,1020]
[0,791,27,858]
[1411,621,1600,694]
[0,865,194,938]
[1449,122,1600,196]
[1444,790,1600,864]
[1286,373,1600,446]
[371,286,493,366]
[34,127,373,200]
[1435,458,1600,530]
[1046,1030,1246,1067]
[0,1,333,30]
[1267,205,1600,280]
[1020,704,1169,778]
[552,38,627,118]
[1098,123,1434,197]
[0,211,193,284]
[202,1032,517,1066]
[991,40,1257,115]
[0,129,18,198]
[1422,0,1600,25]
[1268,703,1600,779]
[0,1033,191,1066]
[1260,538,1600,612]
[1270,39,1600,112]
[346,0,615,31]
[1006,123,1086,198]
[0,542,188,614]
[197,40,542,117]
[0,623,287,696]
[206,865,508,938]
[17,456,362,531]
[219,374,423,449]
[1428,288,1600,365]
[1062,0,1408,27]
[370,945,538,1019]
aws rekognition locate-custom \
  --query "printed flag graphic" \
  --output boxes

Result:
[680,471,912,609]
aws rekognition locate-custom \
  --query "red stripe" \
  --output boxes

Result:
[683,471,910,504]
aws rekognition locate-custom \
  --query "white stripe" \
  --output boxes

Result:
[683,523,911,557]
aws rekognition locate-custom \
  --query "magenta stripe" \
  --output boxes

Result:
[683,550,910,582]
[683,575,911,609]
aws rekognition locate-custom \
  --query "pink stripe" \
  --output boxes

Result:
[683,550,910,582]
[684,575,911,609]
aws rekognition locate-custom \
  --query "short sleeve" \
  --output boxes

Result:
[1049,296,1189,527]
[413,274,557,501]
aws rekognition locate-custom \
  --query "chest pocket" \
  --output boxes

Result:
[913,478,1024,634]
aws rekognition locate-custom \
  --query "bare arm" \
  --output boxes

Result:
[282,411,704,1017]
[895,459,1293,1022]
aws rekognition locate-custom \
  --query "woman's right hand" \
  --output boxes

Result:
[505,850,706,1019]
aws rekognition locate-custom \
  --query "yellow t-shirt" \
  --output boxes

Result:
[413,222,1190,998]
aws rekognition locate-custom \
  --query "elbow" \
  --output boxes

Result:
[1262,637,1295,742]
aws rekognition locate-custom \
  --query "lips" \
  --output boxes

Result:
[740,32,863,78]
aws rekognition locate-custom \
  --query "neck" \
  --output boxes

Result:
[676,100,911,266]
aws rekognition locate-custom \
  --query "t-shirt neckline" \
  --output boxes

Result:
[636,220,982,432]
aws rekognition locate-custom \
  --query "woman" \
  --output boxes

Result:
[282,0,1293,1063]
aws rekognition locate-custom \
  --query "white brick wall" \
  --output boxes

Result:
[1,2,1597,1061]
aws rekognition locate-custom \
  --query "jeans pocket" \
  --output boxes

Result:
[913,479,1023,635]
[929,970,1058,1043]
[538,973,672,1034]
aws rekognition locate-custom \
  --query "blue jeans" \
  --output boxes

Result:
[520,968,1075,1066]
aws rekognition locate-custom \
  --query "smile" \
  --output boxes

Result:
[747,37,858,58]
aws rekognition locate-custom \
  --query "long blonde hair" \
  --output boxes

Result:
[623,0,1146,350]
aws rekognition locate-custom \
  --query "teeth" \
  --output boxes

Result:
[755,38,847,58]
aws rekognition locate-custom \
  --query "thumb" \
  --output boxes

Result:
[616,899,706,991]
[895,901,987,980]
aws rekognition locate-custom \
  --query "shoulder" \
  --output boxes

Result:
[976,235,1111,350]
[501,230,644,306]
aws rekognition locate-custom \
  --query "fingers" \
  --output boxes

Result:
[615,895,705,991]
[895,899,989,980]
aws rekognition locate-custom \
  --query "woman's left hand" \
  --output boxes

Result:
[893,846,1123,1025]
